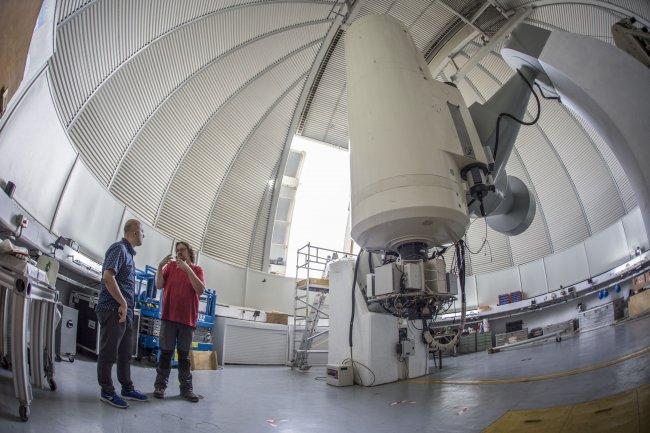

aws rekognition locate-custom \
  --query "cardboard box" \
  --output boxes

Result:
[629,289,650,317]
[296,278,329,290]
[266,311,288,325]
[190,350,218,370]
[633,274,647,290]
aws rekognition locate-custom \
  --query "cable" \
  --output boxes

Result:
[534,82,561,100]
[408,319,422,332]
[465,217,489,255]
[349,251,362,358]
[423,241,467,352]
[457,240,466,306]
[484,238,493,262]
[401,357,409,380]
[492,69,541,163]
[342,357,376,386]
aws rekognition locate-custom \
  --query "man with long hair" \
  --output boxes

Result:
[154,241,205,402]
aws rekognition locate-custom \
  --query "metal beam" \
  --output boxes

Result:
[260,1,353,271]
[436,0,488,38]
[469,1,492,23]
[429,24,480,77]
[522,0,650,28]
[451,7,532,82]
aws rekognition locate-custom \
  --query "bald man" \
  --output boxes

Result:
[95,219,148,408]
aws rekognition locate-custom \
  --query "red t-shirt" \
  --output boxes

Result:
[161,261,205,327]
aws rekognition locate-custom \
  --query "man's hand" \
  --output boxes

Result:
[177,258,191,273]
[158,254,172,270]
[103,269,128,322]
[118,302,127,323]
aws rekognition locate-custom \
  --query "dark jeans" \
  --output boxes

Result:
[96,310,134,394]
[154,320,194,392]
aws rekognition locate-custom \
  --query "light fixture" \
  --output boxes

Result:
[52,236,66,250]
[52,236,80,252]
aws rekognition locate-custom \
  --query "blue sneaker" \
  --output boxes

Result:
[100,391,129,409]
[121,389,149,402]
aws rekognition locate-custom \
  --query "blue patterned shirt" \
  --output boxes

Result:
[96,238,136,319]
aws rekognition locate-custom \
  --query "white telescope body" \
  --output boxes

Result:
[346,15,488,251]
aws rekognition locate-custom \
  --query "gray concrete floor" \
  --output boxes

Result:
[1,316,648,433]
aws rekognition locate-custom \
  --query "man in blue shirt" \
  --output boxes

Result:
[95,219,148,408]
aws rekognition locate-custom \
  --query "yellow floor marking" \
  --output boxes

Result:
[562,389,638,432]
[483,406,571,433]
[413,346,649,385]
[483,385,648,433]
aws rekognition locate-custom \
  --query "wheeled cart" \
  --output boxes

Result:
[0,261,59,422]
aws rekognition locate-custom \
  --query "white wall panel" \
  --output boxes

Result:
[476,267,521,306]
[0,73,76,226]
[464,274,478,310]
[568,106,637,212]
[622,207,649,254]
[52,161,125,261]
[465,220,513,274]
[544,243,590,291]
[519,259,548,298]
[584,221,629,276]
[505,152,553,264]
[536,96,624,234]
[21,0,56,90]
[119,210,174,271]
[198,252,246,307]
[244,270,295,314]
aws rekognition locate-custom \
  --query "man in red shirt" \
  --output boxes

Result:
[153,241,205,402]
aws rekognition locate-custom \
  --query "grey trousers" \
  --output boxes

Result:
[96,310,134,394]
[154,320,193,392]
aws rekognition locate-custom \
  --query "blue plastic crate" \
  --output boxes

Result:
[510,291,523,302]
[192,342,213,351]
[139,334,159,349]
[498,294,511,305]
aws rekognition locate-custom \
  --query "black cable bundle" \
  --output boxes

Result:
[492,69,541,163]
[456,240,467,307]
[349,251,362,356]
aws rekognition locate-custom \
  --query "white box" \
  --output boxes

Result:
[400,340,415,358]
[446,273,459,295]
[579,303,614,331]
[425,257,447,293]
[373,263,400,296]
[326,364,354,386]
[403,261,425,291]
